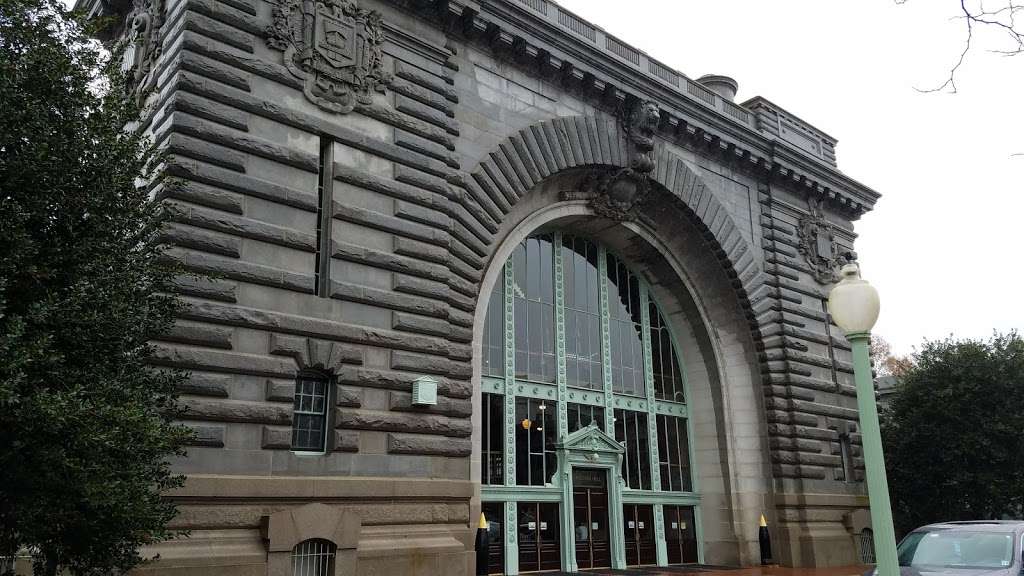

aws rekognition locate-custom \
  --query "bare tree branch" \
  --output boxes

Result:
[899,0,1024,93]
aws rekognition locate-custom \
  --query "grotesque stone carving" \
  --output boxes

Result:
[798,195,840,284]
[582,100,661,221]
[266,0,391,113]
[121,0,164,101]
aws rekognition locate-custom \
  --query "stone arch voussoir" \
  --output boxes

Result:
[466,115,769,351]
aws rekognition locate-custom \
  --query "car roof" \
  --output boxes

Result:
[916,521,1024,533]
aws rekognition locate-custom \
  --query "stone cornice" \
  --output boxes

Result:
[390,0,880,216]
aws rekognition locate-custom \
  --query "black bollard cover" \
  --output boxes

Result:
[758,513,774,565]
[475,512,490,576]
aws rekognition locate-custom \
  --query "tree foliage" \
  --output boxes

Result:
[871,335,915,378]
[881,332,1024,536]
[0,0,191,573]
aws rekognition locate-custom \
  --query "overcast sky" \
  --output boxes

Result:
[555,0,1022,356]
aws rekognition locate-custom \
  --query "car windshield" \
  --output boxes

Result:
[898,529,1016,569]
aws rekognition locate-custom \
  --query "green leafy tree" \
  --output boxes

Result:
[881,332,1024,536]
[0,0,192,573]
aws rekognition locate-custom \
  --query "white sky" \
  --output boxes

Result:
[556,0,1023,356]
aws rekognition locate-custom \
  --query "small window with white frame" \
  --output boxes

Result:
[292,538,336,576]
[291,371,331,453]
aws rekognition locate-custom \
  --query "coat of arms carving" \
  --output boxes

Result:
[121,0,164,102]
[265,0,391,113]
[797,196,840,284]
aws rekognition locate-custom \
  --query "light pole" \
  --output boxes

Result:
[827,254,899,576]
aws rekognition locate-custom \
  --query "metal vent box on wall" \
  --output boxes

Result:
[412,376,438,406]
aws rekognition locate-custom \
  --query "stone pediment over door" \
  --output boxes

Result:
[558,423,624,456]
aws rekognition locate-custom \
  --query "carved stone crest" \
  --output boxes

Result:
[121,0,164,101]
[265,0,391,113]
[564,100,661,221]
[797,196,840,284]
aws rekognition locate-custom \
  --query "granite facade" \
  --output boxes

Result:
[75,0,881,572]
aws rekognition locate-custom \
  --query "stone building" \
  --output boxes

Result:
[77,0,881,573]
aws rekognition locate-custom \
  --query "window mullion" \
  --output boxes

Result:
[553,232,568,439]
[597,246,615,435]
[639,282,662,493]
[503,260,517,487]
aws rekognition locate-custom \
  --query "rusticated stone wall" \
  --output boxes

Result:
[74,0,882,572]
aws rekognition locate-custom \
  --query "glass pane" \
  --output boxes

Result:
[513,236,555,383]
[482,269,505,377]
[515,397,529,485]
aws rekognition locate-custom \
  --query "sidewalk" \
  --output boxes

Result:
[542,565,872,576]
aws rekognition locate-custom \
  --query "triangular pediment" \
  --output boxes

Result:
[559,423,624,454]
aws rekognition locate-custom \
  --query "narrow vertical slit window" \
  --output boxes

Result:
[314,137,334,297]
[839,432,855,482]
[291,372,330,452]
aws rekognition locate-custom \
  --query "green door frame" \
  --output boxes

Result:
[556,424,627,571]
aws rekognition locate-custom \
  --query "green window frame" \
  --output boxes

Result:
[481,233,694,493]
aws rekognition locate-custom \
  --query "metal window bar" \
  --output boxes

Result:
[292,539,336,576]
[858,530,876,564]
[292,376,328,452]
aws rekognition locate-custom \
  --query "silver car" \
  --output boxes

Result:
[888,521,1024,576]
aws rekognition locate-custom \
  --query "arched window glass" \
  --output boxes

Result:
[291,372,330,452]
[481,266,504,377]
[605,253,645,396]
[650,302,685,403]
[656,415,692,492]
[292,539,336,576]
[479,233,694,497]
[512,235,555,383]
[562,236,602,390]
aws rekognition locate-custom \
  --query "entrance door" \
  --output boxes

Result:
[482,502,505,575]
[572,468,611,569]
[623,504,656,566]
[663,505,699,564]
[516,502,560,573]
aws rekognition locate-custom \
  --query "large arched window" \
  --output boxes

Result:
[480,233,692,492]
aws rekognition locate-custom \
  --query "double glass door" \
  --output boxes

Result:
[664,505,699,564]
[623,504,656,566]
[572,468,611,569]
[517,502,560,572]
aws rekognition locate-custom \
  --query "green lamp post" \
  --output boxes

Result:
[827,254,899,576]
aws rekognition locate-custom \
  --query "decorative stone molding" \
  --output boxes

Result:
[268,333,364,371]
[399,0,879,217]
[265,0,391,113]
[121,0,164,100]
[264,503,361,576]
[797,196,840,284]
[583,100,661,221]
